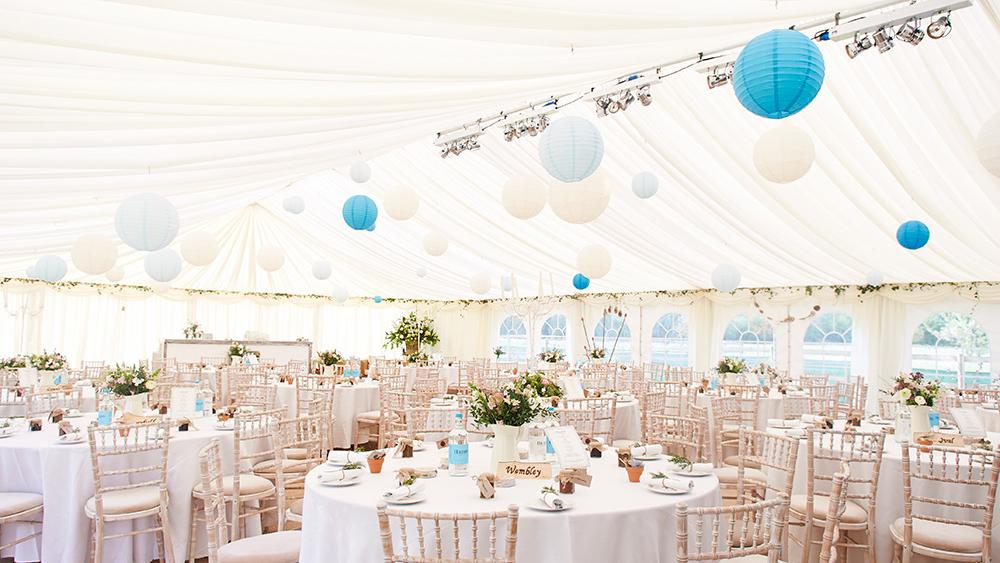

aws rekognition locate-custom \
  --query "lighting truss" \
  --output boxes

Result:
[434,130,484,158]
[588,75,659,117]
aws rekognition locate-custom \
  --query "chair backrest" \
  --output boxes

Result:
[201,356,228,369]
[558,397,616,444]
[198,438,231,563]
[638,383,667,443]
[295,373,337,421]
[233,408,283,497]
[275,414,324,528]
[376,501,519,562]
[87,419,171,520]
[804,428,885,527]
[783,395,835,419]
[676,495,789,562]
[0,384,27,417]
[722,385,763,426]
[404,403,468,440]
[816,467,851,563]
[25,388,83,418]
[877,399,898,420]
[734,428,800,503]
[648,414,705,462]
[234,381,277,409]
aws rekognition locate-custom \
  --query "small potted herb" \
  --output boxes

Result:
[367,450,386,474]
[625,459,644,483]
[668,454,693,473]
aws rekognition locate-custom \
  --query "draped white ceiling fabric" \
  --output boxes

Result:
[3,0,1000,300]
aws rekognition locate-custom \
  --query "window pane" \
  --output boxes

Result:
[498,315,528,361]
[721,314,774,366]
[539,314,569,356]
[803,312,853,382]
[912,312,991,387]
[650,313,689,366]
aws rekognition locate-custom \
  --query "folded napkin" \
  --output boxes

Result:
[674,462,713,473]
[785,428,806,439]
[383,481,425,500]
[801,414,823,423]
[328,451,365,464]
[540,490,564,509]
[321,468,364,483]
[767,418,786,427]
[651,476,694,491]
[630,444,662,457]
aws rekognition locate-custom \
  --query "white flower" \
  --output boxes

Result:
[898,388,912,401]
[914,395,926,405]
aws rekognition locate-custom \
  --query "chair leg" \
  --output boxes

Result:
[88,518,96,563]
[159,507,176,563]
[186,500,198,563]
[153,517,164,562]
[94,520,104,563]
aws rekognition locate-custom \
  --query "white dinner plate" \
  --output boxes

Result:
[214,424,235,431]
[0,431,15,439]
[319,476,362,487]
[384,494,426,505]
[671,470,713,478]
[528,498,573,512]
[646,483,689,495]
[65,412,84,419]
[633,454,662,461]
[768,421,799,429]
[867,418,891,426]
[57,436,86,445]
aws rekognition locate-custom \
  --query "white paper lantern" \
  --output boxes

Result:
[470,272,491,295]
[576,244,612,279]
[866,271,884,286]
[114,193,180,251]
[548,171,611,224]
[282,195,305,214]
[180,230,219,266]
[257,245,285,272]
[34,255,67,283]
[711,263,742,293]
[312,260,332,280]
[70,233,117,275]
[631,171,659,199]
[501,174,547,219]
[416,267,428,278]
[25,265,36,279]
[753,125,815,183]
[149,281,171,294]
[105,265,125,283]
[975,112,1000,178]
[423,231,448,257]
[383,185,420,221]
[144,248,182,282]
[501,274,513,292]
[331,285,349,304]
[538,116,604,182]
[350,161,372,183]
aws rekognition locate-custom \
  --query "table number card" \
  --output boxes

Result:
[949,407,986,437]
[544,425,590,469]
[497,461,552,480]
[170,386,198,420]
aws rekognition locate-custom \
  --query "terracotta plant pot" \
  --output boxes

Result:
[626,466,644,483]
[368,457,385,474]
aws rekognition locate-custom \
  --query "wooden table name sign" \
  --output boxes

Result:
[497,461,552,480]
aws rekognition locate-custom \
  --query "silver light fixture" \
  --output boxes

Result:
[845,33,873,58]
[637,85,652,106]
[896,18,925,45]
[927,13,952,39]
[872,27,894,53]
[706,62,734,89]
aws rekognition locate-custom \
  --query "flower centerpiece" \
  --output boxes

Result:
[468,379,552,471]
[385,313,439,362]
[538,348,565,363]
[0,356,27,370]
[228,342,247,365]
[104,363,159,415]
[514,372,563,405]
[588,348,606,361]
[30,350,67,386]
[317,349,343,374]
[889,372,940,435]
[752,362,787,391]
[183,320,204,339]
[716,357,747,385]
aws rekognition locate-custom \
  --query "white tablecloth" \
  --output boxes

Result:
[299,442,721,562]
[0,413,242,563]
[611,399,642,442]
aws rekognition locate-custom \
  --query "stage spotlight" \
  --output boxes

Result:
[845,33,873,58]
[927,13,952,39]
[896,18,925,45]
[872,27,894,53]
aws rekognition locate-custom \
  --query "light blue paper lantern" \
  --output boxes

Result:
[632,171,659,199]
[373,295,383,304]
[896,220,930,250]
[572,273,590,291]
[342,195,378,230]
[35,255,67,282]
[538,116,604,182]
[366,223,375,232]
[733,29,825,119]
[114,193,180,251]
[144,248,182,282]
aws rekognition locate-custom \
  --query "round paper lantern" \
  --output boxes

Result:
[576,244,612,279]
[423,231,448,257]
[144,248,182,282]
[470,272,491,295]
[282,195,305,214]
[548,171,611,224]
[416,267,428,278]
[631,172,659,199]
[106,266,124,282]
[975,113,1000,178]
[538,116,604,182]
[373,295,383,304]
[501,174,547,219]
[866,271,884,286]
[34,255,67,283]
[733,29,825,119]
[25,265,36,279]
[114,193,180,251]
[383,185,420,221]
[71,234,117,275]
[896,220,930,250]
[331,285,349,304]
[501,274,513,292]
[711,263,741,293]
[753,125,815,183]
[257,245,285,271]
[350,161,371,183]
[366,223,375,232]
[149,281,171,294]
[572,273,590,291]
[179,230,219,266]
[312,260,332,280]
[342,195,378,230]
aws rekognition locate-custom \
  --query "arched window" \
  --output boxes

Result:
[539,314,569,356]
[651,313,689,366]
[911,312,991,387]
[803,312,853,381]
[497,316,528,361]
[593,314,632,362]
[722,314,774,366]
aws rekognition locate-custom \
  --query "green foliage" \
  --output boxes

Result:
[385,313,439,350]
[104,363,159,396]
[317,349,343,366]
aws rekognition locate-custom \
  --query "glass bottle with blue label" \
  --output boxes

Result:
[97,388,113,426]
[448,413,469,476]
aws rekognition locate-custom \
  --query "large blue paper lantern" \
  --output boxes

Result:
[572,273,590,291]
[896,220,930,250]
[342,195,378,230]
[538,116,604,182]
[733,29,825,119]
[35,255,67,282]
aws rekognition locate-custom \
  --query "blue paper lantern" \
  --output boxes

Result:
[572,273,590,291]
[733,29,825,119]
[144,248,182,282]
[35,255,67,282]
[115,193,180,251]
[896,220,930,250]
[373,295,383,304]
[538,116,604,182]
[342,195,378,230]
[366,223,375,232]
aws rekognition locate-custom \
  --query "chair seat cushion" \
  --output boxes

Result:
[356,410,381,421]
[218,530,302,563]
[85,486,161,516]
[252,458,310,474]
[789,494,868,524]
[714,466,767,484]
[723,455,761,469]
[288,499,303,516]
[0,492,43,517]
[193,474,274,497]
[283,447,308,460]
[889,517,983,554]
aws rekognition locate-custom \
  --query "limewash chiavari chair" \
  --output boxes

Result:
[0,385,27,417]
[782,396,834,420]
[294,373,336,451]
[715,428,798,509]
[892,442,1000,563]
[196,440,301,563]
[234,380,277,410]
[637,381,667,443]
[877,398,899,420]
[643,362,665,381]
[648,380,687,417]
[722,384,764,428]
[353,373,405,449]
[558,397,616,444]
[376,501,519,562]
[86,419,174,563]
[648,414,705,462]
[263,414,325,529]
[403,402,469,442]
[81,360,106,381]
[712,395,743,464]
[0,489,43,557]
[676,495,789,563]
[25,388,84,418]
[788,428,885,563]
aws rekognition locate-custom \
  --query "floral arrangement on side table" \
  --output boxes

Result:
[0,356,27,370]
[538,348,565,363]
[30,350,67,371]
[183,321,204,339]
[104,364,159,396]
[385,313,439,358]
[228,342,247,357]
[317,350,343,366]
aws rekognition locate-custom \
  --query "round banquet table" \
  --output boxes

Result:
[610,398,642,442]
[299,442,721,562]
[276,380,380,449]
[0,413,247,563]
